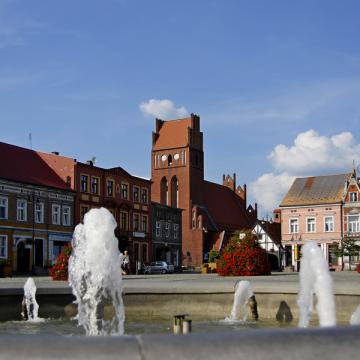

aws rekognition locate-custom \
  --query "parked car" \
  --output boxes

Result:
[144,261,175,274]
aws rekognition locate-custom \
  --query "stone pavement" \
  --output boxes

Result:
[1,272,359,295]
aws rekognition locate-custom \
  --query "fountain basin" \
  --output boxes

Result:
[0,326,359,360]
[1,273,359,323]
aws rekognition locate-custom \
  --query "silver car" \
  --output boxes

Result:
[144,261,174,274]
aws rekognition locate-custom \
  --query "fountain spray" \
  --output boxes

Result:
[226,280,258,322]
[297,241,336,328]
[22,277,39,321]
[68,208,125,335]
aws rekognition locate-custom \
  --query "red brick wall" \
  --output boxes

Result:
[151,116,206,266]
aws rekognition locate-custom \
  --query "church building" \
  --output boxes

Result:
[151,114,257,266]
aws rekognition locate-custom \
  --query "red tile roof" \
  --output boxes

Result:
[0,142,71,190]
[280,173,351,206]
[153,117,193,151]
[201,180,251,231]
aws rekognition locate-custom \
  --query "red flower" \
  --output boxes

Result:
[217,230,270,277]
[50,243,72,281]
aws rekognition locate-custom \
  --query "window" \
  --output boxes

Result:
[192,211,196,229]
[133,186,140,202]
[141,215,148,232]
[133,213,140,232]
[174,224,179,239]
[307,218,316,233]
[165,223,170,237]
[80,175,89,193]
[290,218,299,234]
[348,215,360,233]
[35,202,44,223]
[52,204,61,225]
[141,188,148,203]
[160,178,168,205]
[156,221,161,237]
[120,211,128,230]
[17,199,27,221]
[91,177,99,194]
[80,205,89,221]
[62,206,71,226]
[106,179,114,196]
[0,235,7,258]
[121,183,129,199]
[0,196,8,219]
[350,192,358,202]
[324,216,334,232]
[168,154,172,166]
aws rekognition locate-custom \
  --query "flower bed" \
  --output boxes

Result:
[217,230,271,276]
[50,244,72,281]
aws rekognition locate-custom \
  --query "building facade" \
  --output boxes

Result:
[38,151,152,271]
[0,142,75,274]
[151,114,256,266]
[279,172,359,270]
[151,202,182,268]
[253,220,282,271]
[74,162,152,271]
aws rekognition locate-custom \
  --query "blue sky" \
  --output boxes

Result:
[1,0,360,215]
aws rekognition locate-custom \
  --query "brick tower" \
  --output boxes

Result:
[151,114,255,266]
[151,114,204,265]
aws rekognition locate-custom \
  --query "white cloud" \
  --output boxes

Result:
[250,130,360,214]
[251,172,295,215]
[139,99,188,119]
[269,130,360,175]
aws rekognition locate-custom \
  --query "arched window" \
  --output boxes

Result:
[171,176,179,208]
[168,154,173,166]
[160,177,168,205]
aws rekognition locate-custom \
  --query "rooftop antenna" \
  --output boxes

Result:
[29,133,33,150]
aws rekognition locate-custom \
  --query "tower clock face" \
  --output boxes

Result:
[161,155,167,162]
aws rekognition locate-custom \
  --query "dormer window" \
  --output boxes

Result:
[350,192,358,202]
[168,154,172,166]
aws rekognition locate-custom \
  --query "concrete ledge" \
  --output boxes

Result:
[0,326,359,360]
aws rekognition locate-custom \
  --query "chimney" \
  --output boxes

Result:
[233,173,236,192]
[51,151,59,156]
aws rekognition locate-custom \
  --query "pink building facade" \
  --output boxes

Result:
[280,204,343,270]
[279,172,358,271]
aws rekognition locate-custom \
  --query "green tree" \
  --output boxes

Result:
[334,236,360,270]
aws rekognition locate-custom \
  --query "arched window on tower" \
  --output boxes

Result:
[160,177,168,205]
[171,176,179,208]
[168,154,173,166]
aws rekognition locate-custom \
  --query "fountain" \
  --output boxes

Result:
[68,207,125,335]
[225,280,258,322]
[298,241,336,328]
[350,305,360,325]
[21,277,40,321]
